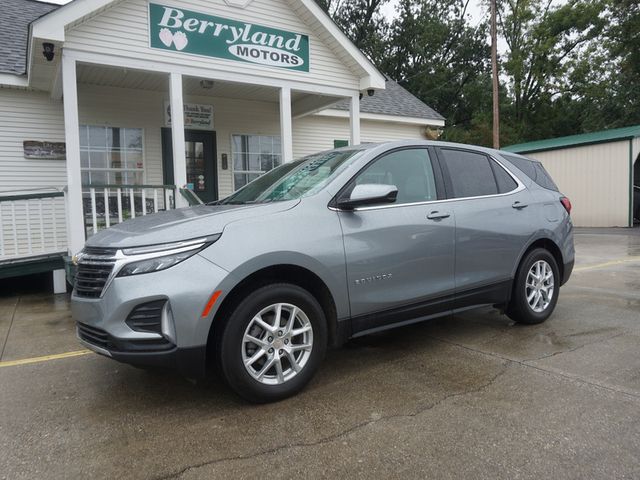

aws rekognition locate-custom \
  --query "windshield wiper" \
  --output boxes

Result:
[220,200,260,205]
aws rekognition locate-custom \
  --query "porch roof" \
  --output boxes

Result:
[329,79,445,122]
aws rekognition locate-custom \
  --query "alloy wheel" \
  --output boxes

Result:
[241,303,314,385]
[525,260,555,313]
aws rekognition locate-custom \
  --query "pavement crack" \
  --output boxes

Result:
[521,332,626,363]
[154,365,508,480]
[0,296,20,361]
[429,335,640,401]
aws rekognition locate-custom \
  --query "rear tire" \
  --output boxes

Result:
[506,248,559,325]
[218,283,327,403]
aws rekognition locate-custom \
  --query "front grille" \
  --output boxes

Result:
[82,246,118,256]
[125,300,166,334]
[74,247,118,298]
[75,262,114,298]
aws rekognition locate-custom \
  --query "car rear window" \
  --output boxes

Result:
[501,154,559,191]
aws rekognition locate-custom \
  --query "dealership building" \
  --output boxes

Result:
[0,0,444,289]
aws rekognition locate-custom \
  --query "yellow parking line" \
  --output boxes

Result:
[0,349,91,368]
[574,256,640,272]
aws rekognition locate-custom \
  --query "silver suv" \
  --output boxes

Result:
[72,141,574,402]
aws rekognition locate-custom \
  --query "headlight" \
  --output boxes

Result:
[117,250,199,276]
[116,234,220,277]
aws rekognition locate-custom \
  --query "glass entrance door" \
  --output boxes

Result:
[162,129,218,203]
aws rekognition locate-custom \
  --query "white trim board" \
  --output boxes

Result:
[315,109,446,128]
[64,48,360,98]
[0,74,30,88]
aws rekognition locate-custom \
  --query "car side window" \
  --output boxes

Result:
[501,154,559,191]
[440,149,499,198]
[491,160,518,193]
[354,149,438,205]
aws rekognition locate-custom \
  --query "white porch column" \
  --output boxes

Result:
[279,87,293,163]
[169,73,188,208]
[61,52,85,257]
[349,93,361,146]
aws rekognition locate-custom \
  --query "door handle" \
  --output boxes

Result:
[512,201,528,210]
[427,211,450,220]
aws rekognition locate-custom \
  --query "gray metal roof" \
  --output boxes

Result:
[330,79,445,122]
[0,0,59,75]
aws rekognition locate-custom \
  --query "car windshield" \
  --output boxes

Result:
[216,148,365,205]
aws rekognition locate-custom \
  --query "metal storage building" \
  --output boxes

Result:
[504,126,640,228]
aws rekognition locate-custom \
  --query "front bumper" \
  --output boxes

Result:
[71,253,229,378]
[77,326,207,377]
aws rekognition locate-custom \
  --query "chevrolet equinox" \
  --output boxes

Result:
[72,141,574,402]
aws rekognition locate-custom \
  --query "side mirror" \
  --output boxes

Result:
[337,183,398,210]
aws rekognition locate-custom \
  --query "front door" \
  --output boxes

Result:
[161,129,218,203]
[338,147,456,335]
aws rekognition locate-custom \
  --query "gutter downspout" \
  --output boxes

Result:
[630,139,637,228]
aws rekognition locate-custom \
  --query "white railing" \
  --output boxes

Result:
[82,184,177,236]
[0,191,68,261]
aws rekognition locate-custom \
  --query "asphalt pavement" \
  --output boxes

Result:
[1,228,639,479]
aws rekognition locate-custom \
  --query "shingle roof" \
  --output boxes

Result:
[503,124,640,154]
[330,79,445,122]
[0,0,59,75]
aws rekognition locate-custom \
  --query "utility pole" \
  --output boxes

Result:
[491,0,500,149]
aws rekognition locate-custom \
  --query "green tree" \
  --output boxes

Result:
[316,0,390,64]
[382,0,492,142]
[499,0,606,140]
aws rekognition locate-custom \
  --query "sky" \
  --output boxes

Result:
[381,0,488,25]
[43,0,489,17]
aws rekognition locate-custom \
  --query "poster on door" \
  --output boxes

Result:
[164,102,214,129]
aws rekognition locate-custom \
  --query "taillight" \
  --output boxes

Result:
[560,196,572,214]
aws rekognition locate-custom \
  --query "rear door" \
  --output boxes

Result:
[435,147,536,308]
[337,147,456,334]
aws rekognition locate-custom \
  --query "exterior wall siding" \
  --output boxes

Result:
[0,89,66,193]
[529,141,631,227]
[64,0,361,91]
[292,115,425,158]
[0,89,68,258]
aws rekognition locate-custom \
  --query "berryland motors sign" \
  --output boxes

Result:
[149,3,310,72]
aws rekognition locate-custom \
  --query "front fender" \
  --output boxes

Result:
[193,251,350,346]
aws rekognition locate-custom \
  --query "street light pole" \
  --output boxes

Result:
[491,0,500,149]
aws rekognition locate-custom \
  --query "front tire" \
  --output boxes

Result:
[506,248,560,325]
[218,283,327,403]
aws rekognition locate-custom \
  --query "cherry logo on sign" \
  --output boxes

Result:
[158,28,189,51]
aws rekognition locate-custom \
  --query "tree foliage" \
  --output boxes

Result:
[316,0,639,146]
[383,0,492,144]
[316,0,390,64]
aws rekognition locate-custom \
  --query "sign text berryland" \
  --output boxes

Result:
[149,3,310,72]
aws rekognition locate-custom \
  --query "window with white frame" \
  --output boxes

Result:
[80,125,144,186]
[232,134,282,190]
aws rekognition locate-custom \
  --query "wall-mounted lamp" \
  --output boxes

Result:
[367,89,375,97]
[200,79,214,90]
[42,43,55,62]
[359,92,363,100]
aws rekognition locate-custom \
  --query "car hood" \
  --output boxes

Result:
[85,200,300,249]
